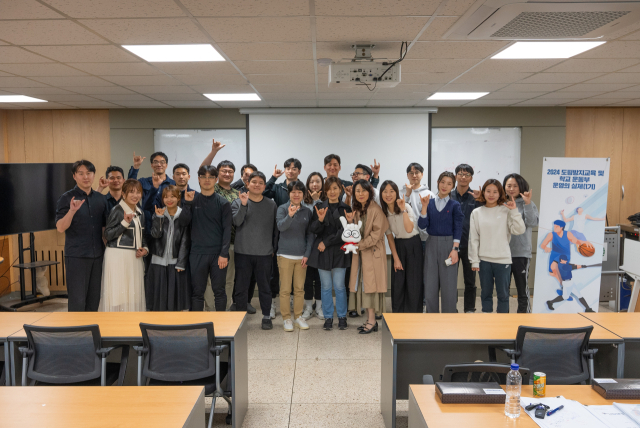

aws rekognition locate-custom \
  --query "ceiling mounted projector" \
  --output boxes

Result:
[328,44,402,89]
[444,1,640,40]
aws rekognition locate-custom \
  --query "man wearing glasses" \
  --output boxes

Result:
[449,164,482,313]
[344,163,380,205]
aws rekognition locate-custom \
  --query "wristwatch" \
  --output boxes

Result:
[453,247,460,252]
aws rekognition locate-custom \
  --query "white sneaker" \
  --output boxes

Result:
[283,319,294,332]
[301,304,313,320]
[270,301,276,319]
[315,301,324,320]
[295,317,309,330]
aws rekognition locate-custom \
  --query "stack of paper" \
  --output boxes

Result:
[520,397,640,428]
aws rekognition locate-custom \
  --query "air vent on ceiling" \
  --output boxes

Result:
[444,1,640,40]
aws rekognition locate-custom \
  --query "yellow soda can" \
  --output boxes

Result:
[533,372,546,397]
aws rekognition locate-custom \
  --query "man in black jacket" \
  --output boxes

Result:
[231,163,256,192]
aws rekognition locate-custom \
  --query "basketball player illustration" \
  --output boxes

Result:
[540,219,589,275]
[546,255,597,312]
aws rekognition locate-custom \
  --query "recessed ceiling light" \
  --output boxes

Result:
[0,95,47,103]
[492,42,605,59]
[204,93,261,101]
[427,92,489,100]
[122,44,225,62]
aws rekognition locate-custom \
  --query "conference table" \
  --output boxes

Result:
[580,312,640,378]
[380,313,624,428]
[408,384,640,428]
[5,311,248,428]
[0,385,205,428]
[0,313,51,387]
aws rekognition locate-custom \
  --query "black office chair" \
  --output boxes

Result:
[490,325,597,385]
[134,322,232,427]
[18,324,128,386]
[422,362,531,385]
[0,359,5,386]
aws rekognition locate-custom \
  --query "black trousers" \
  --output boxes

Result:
[459,246,477,312]
[190,253,227,312]
[235,253,272,316]
[65,256,103,312]
[511,257,531,313]
[391,235,424,313]
[304,266,322,300]
[232,272,256,304]
[270,256,280,298]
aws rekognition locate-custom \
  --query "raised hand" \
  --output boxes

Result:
[185,190,195,201]
[420,193,431,206]
[309,190,320,201]
[123,213,134,223]
[136,248,147,258]
[98,176,108,191]
[69,197,85,213]
[405,183,413,197]
[155,205,166,216]
[471,186,481,199]
[344,211,355,223]
[504,200,517,210]
[345,185,353,197]
[288,203,300,217]
[239,191,249,206]
[521,189,533,205]
[397,198,406,211]
[212,139,225,152]
[371,159,380,177]
[133,151,146,169]
[273,164,284,178]
[315,206,328,222]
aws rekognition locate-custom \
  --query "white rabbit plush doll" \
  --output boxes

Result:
[339,216,362,254]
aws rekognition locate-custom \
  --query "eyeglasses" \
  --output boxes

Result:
[457,173,472,178]
[408,172,421,177]
[219,169,234,175]
[350,172,366,178]
[152,160,167,165]
[199,175,216,181]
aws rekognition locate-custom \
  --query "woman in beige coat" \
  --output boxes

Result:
[347,179,389,334]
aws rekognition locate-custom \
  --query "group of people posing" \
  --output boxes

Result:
[55,140,539,333]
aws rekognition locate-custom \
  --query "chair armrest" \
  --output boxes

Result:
[423,375,435,385]
[210,344,229,356]
[96,344,127,358]
[132,345,148,356]
[501,349,520,360]
[583,348,598,359]
[18,347,33,358]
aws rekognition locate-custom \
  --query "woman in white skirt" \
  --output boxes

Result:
[100,179,148,312]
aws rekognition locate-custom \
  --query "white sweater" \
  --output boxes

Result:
[468,205,526,268]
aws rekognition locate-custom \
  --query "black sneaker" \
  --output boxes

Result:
[338,317,348,330]
[323,318,333,330]
[348,310,359,318]
[247,303,257,314]
[261,319,273,330]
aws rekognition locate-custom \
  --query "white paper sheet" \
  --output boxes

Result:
[588,405,640,428]
[520,397,609,428]
[613,403,640,426]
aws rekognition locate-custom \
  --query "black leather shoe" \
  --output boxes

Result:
[261,319,273,330]
[359,321,378,334]
[323,318,333,330]
[246,303,257,314]
[357,323,367,331]
[338,317,348,330]
[348,310,359,318]
[375,314,382,320]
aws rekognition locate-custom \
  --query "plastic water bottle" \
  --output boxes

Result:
[505,363,522,418]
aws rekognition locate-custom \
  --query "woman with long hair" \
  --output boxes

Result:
[301,172,326,320]
[380,180,423,313]
[347,179,389,334]
[469,179,526,313]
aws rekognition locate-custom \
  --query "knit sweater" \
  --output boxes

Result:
[276,202,314,258]
[509,198,539,258]
[231,196,278,256]
[417,199,464,241]
[468,205,526,268]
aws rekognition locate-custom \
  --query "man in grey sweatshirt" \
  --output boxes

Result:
[231,171,278,330]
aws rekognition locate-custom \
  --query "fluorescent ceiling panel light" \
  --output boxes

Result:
[122,44,225,62]
[492,42,605,59]
[427,92,488,100]
[204,93,261,101]
[0,95,47,102]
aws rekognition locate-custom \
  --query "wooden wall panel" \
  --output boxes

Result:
[23,111,54,163]
[5,111,25,163]
[52,110,84,163]
[621,109,640,223]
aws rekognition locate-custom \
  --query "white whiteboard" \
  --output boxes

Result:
[154,129,246,190]
[248,113,431,197]
[431,127,521,189]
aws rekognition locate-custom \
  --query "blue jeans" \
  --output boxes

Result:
[318,268,348,319]
[479,261,512,313]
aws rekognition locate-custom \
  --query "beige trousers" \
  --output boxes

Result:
[277,256,306,320]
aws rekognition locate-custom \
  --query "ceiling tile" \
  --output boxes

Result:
[453,72,532,84]
[441,0,478,15]
[592,91,640,99]
[621,30,640,40]
[29,102,77,109]
[246,74,315,85]
[152,62,239,75]
[0,47,52,63]
[317,82,378,93]
[419,17,460,40]
[482,92,546,100]
[577,42,640,59]
[513,99,568,106]
[103,75,182,86]
[37,94,99,102]
[371,91,430,100]
[262,92,318,100]
[400,59,479,73]
[519,73,603,84]
[316,42,402,61]
[380,83,441,92]
[408,41,508,59]
[31,75,114,86]
[464,100,516,106]
[218,43,312,60]
[618,64,640,73]
[609,99,640,106]
[92,93,154,101]
[0,21,105,45]
[0,0,63,18]
[253,84,316,93]
[563,98,624,106]
[558,83,636,92]
[584,73,640,84]
[63,86,137,94]
[538,91,606,99]
[164,100,220,108]
[41,0,185,18]
[500,83,572,92]
[0,76,49,88]
[59,100,121,108]
[28,45,139,62]
[124,85,197,94]
[199,17,311,42]
[267,100,318,107]
[209,100,269,108]
[0,71,11,77]
[181,0,309,17]
[441,83,506,91]
[0,63,88,76]
[472,59,564,73]
[147,93,209,101]
[318,100,368,107]
[401,72,458,84]
[79,18,208,44]
[235,60,314,75]
[316,17,428,42]
[13,87,78,95]
[315,0,439,16]
[316,92,371,100]
[188,84,253,94]
[175,74,249,85]
[415,99,467,107]
[367,99,419,106]
[113,100,172,108]
[68,62,164,76]
[545,59,639,73]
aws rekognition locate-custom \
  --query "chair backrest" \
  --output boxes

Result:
[442,363,531,385]
[515,325,593,385]
[23,324,102,384]
[139,322,215,382]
